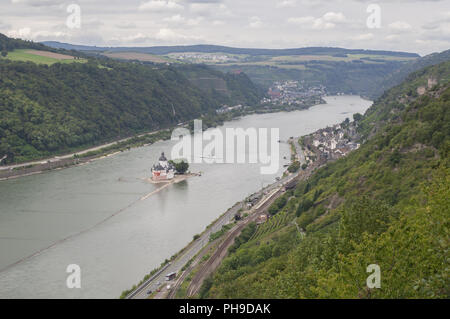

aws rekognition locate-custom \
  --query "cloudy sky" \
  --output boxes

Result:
[1,0,449,55]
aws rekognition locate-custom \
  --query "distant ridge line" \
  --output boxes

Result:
[41,41,420,58]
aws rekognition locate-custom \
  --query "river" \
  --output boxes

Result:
[0,95,372,298]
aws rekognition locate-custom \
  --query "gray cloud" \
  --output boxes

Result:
[182,0,223,2]
[10,0,65,7]
[115,21,137,29]
[1,0,448,55]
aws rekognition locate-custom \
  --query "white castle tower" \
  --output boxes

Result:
[151,152,175,181]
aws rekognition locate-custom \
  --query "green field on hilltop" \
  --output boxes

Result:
[1,49,87,65]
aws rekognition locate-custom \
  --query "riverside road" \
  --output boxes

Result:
[129,171,297,299]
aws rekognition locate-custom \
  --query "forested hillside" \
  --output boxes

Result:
[0,33,84,59]
[0,33,47,54]
[368,49,450,99]
[175,64,262,106]
[0,36,262,164]
[202,61,450,299]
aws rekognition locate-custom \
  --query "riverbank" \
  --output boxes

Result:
[128,136,323,299]
[124,97,371,299]
[125,132,309,298]
[126,169,302,299]
[156,120,364,299]
[0,129,173,181]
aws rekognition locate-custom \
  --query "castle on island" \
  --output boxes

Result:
[151,152,175,181]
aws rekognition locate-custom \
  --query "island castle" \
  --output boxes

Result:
[151,152,175,181]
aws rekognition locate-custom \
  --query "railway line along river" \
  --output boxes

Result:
[0,95,372,298]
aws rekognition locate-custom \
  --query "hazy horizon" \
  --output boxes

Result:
[39,40,426,55]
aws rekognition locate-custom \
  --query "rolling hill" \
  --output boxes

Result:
[42,41,419,57]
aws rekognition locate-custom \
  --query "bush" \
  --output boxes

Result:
[268,195,288,215]
[229,222,256,253]
[296,198,313,217]
[288,161,300,173]
[174,160,189,174]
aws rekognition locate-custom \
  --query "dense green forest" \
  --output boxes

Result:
[0,36,262,164]
[202,61,450,299]
[174,64,262,106]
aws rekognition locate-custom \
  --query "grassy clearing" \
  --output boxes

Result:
[1,49,87,65]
